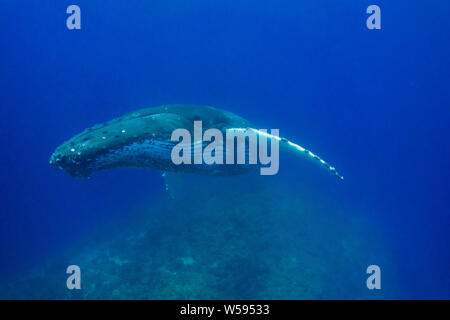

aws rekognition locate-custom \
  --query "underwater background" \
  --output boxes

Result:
[0,0,449,299]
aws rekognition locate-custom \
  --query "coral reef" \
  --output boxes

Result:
[0,173,396,299]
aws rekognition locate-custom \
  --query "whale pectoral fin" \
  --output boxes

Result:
[229,128,344,181]
[278,135,344,181]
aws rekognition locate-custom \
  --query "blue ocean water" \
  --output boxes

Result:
[0,0,449,299]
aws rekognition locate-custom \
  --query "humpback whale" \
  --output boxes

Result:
[49,104,343,180]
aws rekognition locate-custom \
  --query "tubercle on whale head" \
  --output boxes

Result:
[49,148,93,179]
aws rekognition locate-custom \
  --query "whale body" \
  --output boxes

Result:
[49,104,343,180]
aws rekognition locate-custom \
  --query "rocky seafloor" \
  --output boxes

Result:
[0,173,398,299]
